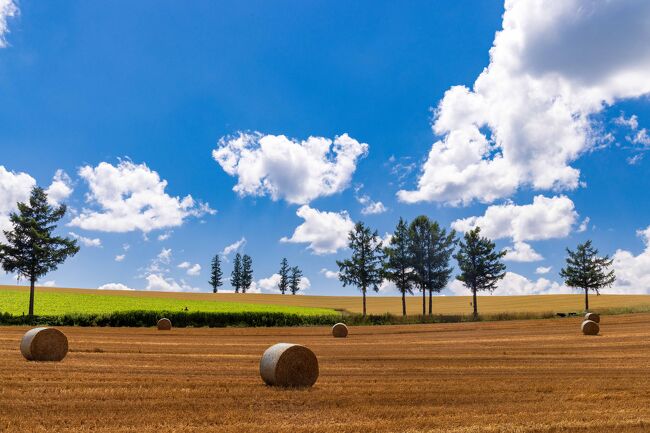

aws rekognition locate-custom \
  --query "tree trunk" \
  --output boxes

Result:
[421,287,425,316]
[472,287,478,319]
[584,287,589,311]
[428,289,433,316]
[362,289,367,317]
[29,278,35,316]
[401,291,406,316]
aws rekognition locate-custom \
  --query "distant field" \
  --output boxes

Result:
[0,287,337,316]
[3,285,650,316]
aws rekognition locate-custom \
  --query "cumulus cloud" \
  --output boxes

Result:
[221,237,246,257]
[611,226,650,294]
[504,242,543,262]
[69,161,215,233]
[452,195,578,245]
[145,274,200,292]
[97,283,134,291]
[535,266,552,275]
[0,0,17,47]
[69,232,102,248]
[213,132,368,204]
[179,262,201,276]
[320,268,339,279]
[450,272,570,296]
[0,166,36,241]
[45,170,74,206]
[281,205,354,255]
[115,254,126,262]
[398,0,650,205]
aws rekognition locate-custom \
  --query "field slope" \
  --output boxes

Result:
[3,285,650,316]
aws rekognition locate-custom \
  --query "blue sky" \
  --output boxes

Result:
[1,0,649,296]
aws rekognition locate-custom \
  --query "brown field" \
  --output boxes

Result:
[4,284,650,315]
[2,314,650,432]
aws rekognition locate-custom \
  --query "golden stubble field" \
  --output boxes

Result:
[1,315,650,433]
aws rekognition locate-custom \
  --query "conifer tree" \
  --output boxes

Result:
[231,253,242,293]
[289,266,303,295]
[454,227,506,318]
[560,240,615,311]
[0,187,79,316]
[241,254,253,293]
[383,218,415,316]
[336,221,384,316]
[209,254,223,293]
[278,258,290,294]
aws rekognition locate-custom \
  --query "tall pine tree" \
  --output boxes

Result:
[241,254,253,293]
[336,221,384,317]
[231,253,242,293]
[560,240,615,311]
[408,216,431,316]
[289,266,303,295]
[454,227,506,318]
[383,218,415,316]
[0,187,79,316]
[278,258,290,294]
[209,254,223,293]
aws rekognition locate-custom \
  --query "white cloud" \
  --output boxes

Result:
[70,161,215,233]
[178,262,201,276]
[258,273,311,294]
[504,242,543,262]
[0,0,17,48]
[578,217,590,233]
[535,266,552,275]
[45,170,74,206]
[115,254,126,262]
[0,166,36,241]
[213,132,368,204]
[145,274,200,292]
[452,195,578,242]
[97,282,134,291]
[281,205,354,255]
[611,226,650,294]
[398,0,650,205]
[145,248,172,274]
[614,113,639,130]
[450,272,570,296]
[157,231,172,241]
[355,185,387,215]
[69,232,102,248]
[320,268,339,279]
[221,237,246,257]
[42,280,56,287]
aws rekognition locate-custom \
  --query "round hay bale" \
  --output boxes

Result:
[332,322,348,338]
[581,320,600,336]
[585,312,600,323]
[259,343,319,388]
[157,318,172,331]
[20,327,68,361]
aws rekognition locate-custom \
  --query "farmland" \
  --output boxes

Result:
[2,313,650,432]
[3,284,650,316]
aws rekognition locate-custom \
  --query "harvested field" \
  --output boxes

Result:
[1,314,650,432]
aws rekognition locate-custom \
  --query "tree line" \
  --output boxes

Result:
[337,216,616,317]
[209,254,304,294]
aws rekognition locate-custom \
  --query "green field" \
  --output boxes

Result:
[0,289,338,316]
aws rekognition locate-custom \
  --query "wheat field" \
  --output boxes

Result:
[2,314,650,432]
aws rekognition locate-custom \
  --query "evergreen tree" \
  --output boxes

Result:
[383,218,415,316]
[454,227,506,318]
[560,240,615,311]
[241,254,253,293]
[336,221,384,316]
[231,253,242,293]
[289,266,303,295]
[0,187,79,316]
[208,254,223,293]
[408,216,430,316]
[278,257,290,294]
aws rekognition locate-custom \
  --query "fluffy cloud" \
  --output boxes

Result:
[46,170,73,206]
[145,274,200,292]
[221,237,246,257]
[70,161,215,233]
[213,133,368,204]
[449,272,570,296]
[0,0,17,47]
[452,195,578,243]
[115,254,126,262]
[178,262,201,276]
[281,205,354,254]
[0,166,35,241]
[97,283,134,291]
[611,226,650,294]
[69,232,102,248]
[398,0,650,205]
[535,266,552,275]
[320,268,340,279]
[504,242,543,262]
